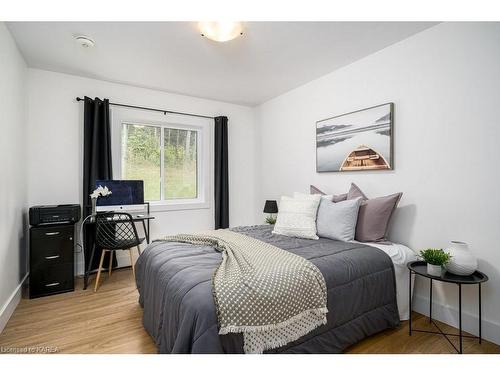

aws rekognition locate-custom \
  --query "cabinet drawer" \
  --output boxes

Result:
[30,240,74,266]
[30,226,74,265]
[29,262,74,298]
[30,225,74,240]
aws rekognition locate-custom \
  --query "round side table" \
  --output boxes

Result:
[407,260,488,354]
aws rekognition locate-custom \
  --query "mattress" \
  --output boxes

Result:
[136,225,401,353]
[357,241,417,320]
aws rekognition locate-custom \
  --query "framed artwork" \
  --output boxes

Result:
[316,102,394,172]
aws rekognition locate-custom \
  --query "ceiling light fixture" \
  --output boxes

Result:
[74,35,95,48]
[198,22,243,42]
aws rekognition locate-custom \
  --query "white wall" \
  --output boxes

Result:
[256,22,500,344]
[11,21,500,346]
[27,69,258,273]
[0,23,28,332]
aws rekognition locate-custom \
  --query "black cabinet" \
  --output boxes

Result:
[29,224,75,298]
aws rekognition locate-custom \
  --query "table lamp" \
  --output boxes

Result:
[263,200,278,225]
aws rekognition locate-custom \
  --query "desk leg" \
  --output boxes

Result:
[479,283,482,344]
[84,243,96,290]
[459,283,463,354]
[429,278,433,323]
[141,220,149,244]
[408,270,412,336]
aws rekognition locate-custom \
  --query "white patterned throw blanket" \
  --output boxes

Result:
[162,229,328,353]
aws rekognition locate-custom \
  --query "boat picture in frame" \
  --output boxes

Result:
[316,102,394,172]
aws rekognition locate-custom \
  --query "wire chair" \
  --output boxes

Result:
[93,212,144,292]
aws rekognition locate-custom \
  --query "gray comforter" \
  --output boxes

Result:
[136,225,400,353]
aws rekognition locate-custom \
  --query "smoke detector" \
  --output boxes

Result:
[74,35,95,48]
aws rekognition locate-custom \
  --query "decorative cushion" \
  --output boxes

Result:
[316,197,362,241]
[346,182,368,200]
[309,185,347,203]
[346,183,402,242]
[294,191,322,200]
[295,191,334,205]
[297,190,332,202]
[273,195,321,240]
[309,185,324,195]
[332,193,348,203]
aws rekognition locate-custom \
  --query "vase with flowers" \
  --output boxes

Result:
[90,185,112,215]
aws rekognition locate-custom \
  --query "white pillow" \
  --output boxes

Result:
[293,191,322,198]
[272,195,321,240]
[316,197,362,241]
[294,191,333,202]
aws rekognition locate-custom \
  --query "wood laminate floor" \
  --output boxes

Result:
[1,269,499,354]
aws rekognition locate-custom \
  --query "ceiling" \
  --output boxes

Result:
[7,22,437,106]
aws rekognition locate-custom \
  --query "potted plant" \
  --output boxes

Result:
[265,216,277,225]
[419,248,452,277]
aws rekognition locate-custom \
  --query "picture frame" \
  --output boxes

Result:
[316,102,394,172]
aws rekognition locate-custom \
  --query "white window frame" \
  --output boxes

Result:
[111,107,212,212]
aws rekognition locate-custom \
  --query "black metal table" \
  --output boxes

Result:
[407,260,488,354]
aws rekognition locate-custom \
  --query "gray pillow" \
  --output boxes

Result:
[316,197,362,242]
[310,185,348,203]
[346,183,402,242]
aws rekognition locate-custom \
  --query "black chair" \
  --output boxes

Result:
[94,212,144,292]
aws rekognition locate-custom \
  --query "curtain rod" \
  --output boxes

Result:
[75,97,215,120]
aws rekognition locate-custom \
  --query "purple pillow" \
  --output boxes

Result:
[346,182,368,200]
[310,185,325,195]
[310,185,347,203]
[347,183,402,242]
[332,193,348,203]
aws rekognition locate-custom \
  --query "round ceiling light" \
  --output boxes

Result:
[198,22,243,42]
[74,35,95,48]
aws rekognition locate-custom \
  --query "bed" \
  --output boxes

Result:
[135,225,415,353]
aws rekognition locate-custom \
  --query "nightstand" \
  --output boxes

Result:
[407,260,488,354]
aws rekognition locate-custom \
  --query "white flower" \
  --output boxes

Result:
[90,185,112,199]
[101,186,112,197]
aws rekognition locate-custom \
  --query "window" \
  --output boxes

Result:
[121,123,199,202]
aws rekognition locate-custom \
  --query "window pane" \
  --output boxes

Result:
[164,128,198,199]
[121,124,161,201]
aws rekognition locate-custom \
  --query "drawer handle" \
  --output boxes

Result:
[45,255,60,260]
[45,282,60,287]
[45,232,60,236]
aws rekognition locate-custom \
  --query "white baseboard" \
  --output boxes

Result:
[0,273,29,334]
[412,293,500,345]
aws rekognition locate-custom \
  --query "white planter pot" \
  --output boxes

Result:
[444,241,477,276]
[427,263,442,277]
